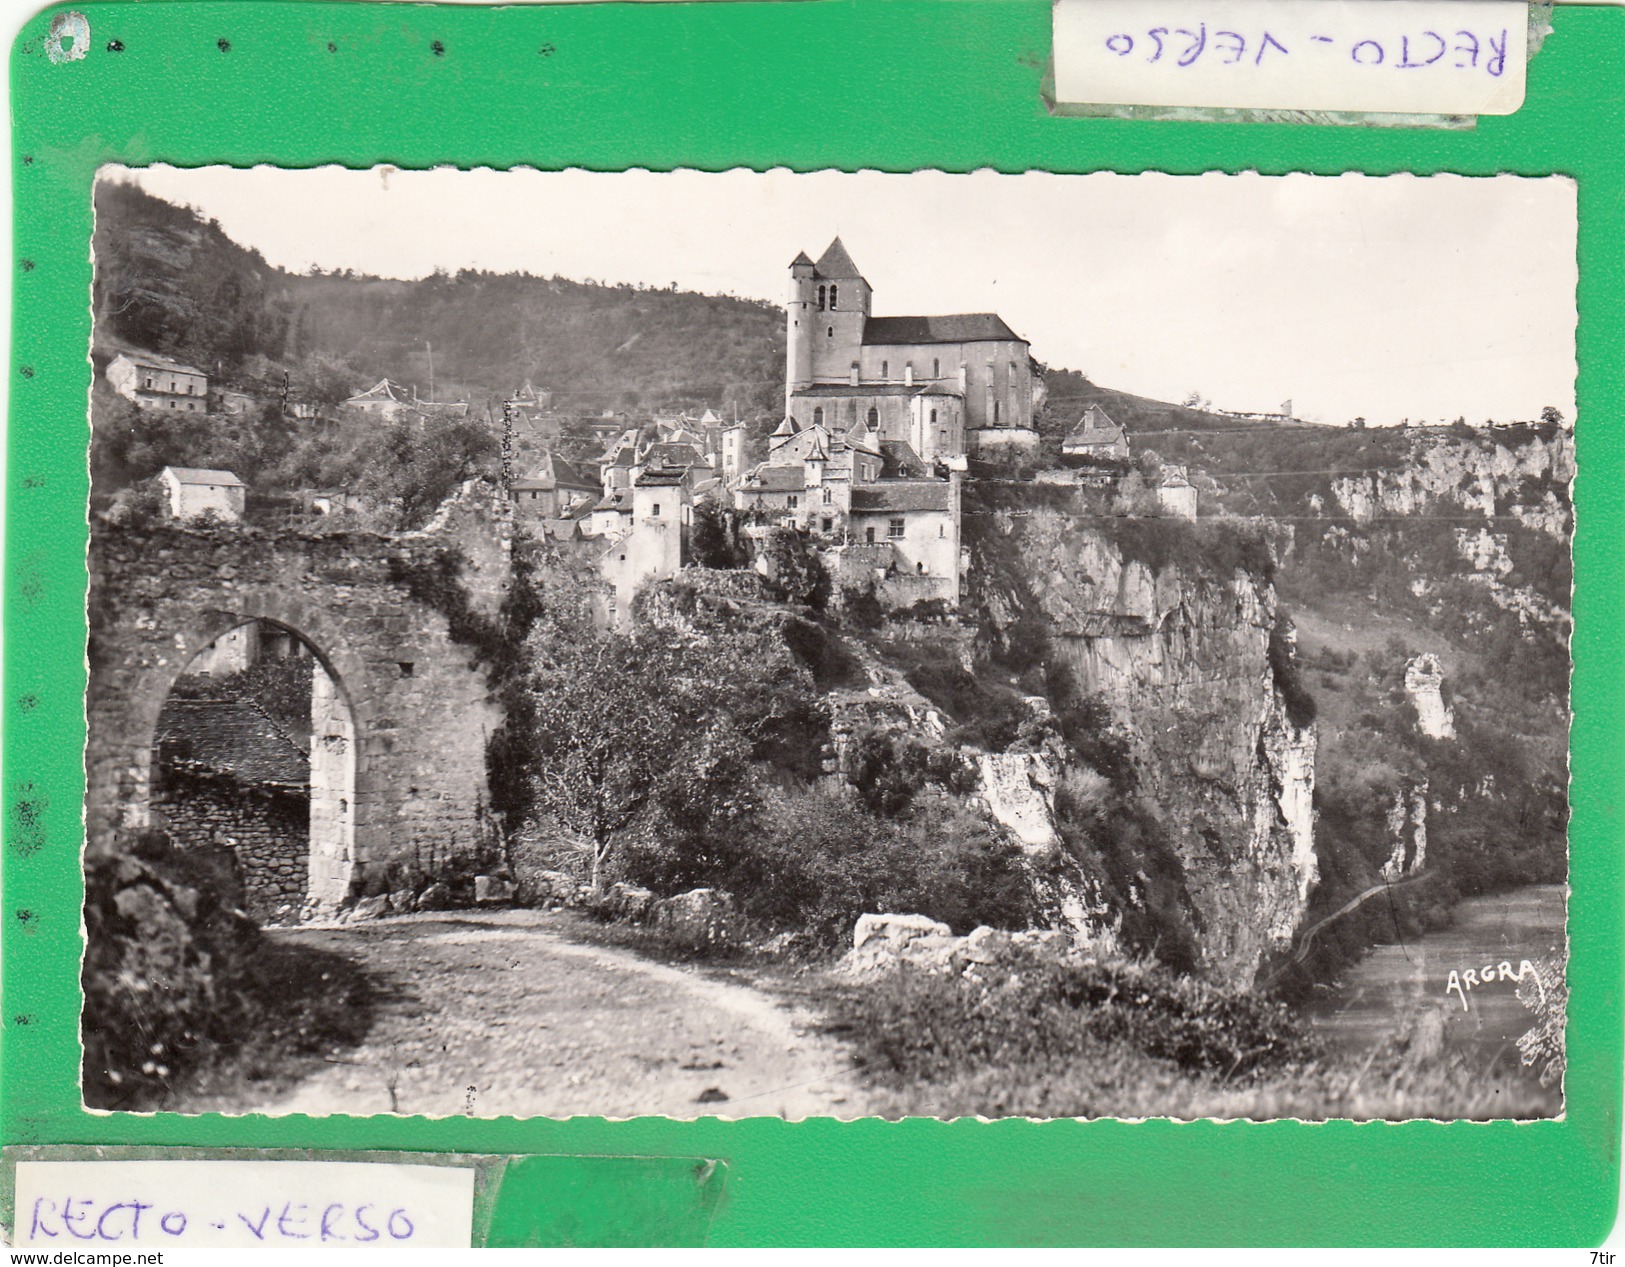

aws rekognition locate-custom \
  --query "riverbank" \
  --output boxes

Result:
[1302,884,1565,1117]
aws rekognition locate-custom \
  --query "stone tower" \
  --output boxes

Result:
[786,250,817,411]
[785,238,873,412]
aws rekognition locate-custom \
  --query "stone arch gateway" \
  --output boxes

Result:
[86,489,511,917]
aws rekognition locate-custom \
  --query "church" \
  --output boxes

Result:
[783,237,1040,463]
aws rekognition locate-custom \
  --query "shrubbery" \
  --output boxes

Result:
[828,955,1316,1087]
[759,527,831,610]
[82,841,371,1109]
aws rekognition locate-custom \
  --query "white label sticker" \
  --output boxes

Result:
[13,1160,475,1249]
[1053,0,1527,115]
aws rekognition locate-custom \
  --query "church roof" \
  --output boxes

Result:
[815,237,863,279]
[793,383,961,399]
[771,416,800,438]
[790,250,815,268]
[863,314,1025,346]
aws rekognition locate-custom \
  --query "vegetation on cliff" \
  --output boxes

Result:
[505,574,1037,948]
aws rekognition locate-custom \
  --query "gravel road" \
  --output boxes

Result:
[198,909,868,1120]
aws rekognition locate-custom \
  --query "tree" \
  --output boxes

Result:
[759,527,831,610]
[690,498,746,569]
[520,595,826,893]
[524,631,686,892]
[1540,405,1565,426]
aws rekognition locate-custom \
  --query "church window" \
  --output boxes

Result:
[813,406,824,427]
[818,284,826,310]
[823,486,832,504]
[929,409,937,424]
[933,358,940,377]
[889,518,905,539]
[787,494,798,509]
[994,401,1002,423]
[881,360,889,377]
[867,407,879,427]
[830,285,839,309]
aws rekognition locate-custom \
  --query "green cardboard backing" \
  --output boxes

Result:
[4,0,1620,1246]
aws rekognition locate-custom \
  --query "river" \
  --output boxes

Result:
[1305,884,1567,1109]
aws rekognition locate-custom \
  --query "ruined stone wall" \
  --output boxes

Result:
[156,772,308,924]
[87,484,509,914]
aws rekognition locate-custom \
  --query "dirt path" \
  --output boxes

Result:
[196,909,868,1120]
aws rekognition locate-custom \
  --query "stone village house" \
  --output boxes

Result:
[107,351,209,413]
[1063,405,1130,461]
[159,466,247,522]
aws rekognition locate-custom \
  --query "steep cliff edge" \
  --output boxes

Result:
[964,492,1316,987]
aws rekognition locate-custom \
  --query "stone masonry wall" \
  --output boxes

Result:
[87,482,510,915]
[156,771,309,923]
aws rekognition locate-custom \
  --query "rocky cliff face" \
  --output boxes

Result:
[971,509,1317,987]
[1327,429,1573,538]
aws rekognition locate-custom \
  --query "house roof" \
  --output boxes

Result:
[771,416,800,438]
[552,455,600,490]
[850,481,954,513]
[640,442,708,470]
[163,466,246,488]
[516,452,600,492]
[814,237,863,279]
[836,428,883,457]
[636,466,688,488]
[1066,406,1124,444]
[878,440,930,479]
[156,697,309,788]
[345,378,409,403]
[790,250,815,269]
[116,351,208,377]
[862,314,1025,346]
[741,465,808,493]
[793,383,961,399]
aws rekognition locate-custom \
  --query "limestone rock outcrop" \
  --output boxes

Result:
[1404,654,1456,740]
[970,508,1317,987]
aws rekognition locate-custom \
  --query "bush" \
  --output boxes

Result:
[1268,611,1318,728]
[82,845,372,1109]
[882,639,1030,753]
[669,786,1034,950]
[758,527,831,610]
[827,956,1316,1087]
[689,499,747,569]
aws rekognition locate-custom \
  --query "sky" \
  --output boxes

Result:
[113,166,1577,426]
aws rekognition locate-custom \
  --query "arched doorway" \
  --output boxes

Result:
[150,617,356,922]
